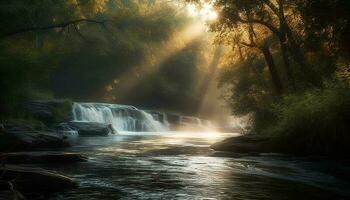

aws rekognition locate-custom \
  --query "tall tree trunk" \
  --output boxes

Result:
[279,31,295,91]
[261,43,283,94]
[275,0,294,89]
[277,0,321,86]
[284,25,322,86]
[237,44,244,61]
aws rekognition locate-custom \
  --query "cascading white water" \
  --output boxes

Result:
[72,103,168,132]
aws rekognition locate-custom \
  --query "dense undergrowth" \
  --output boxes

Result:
[260,82,350,155]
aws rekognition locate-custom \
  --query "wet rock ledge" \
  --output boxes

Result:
[211,134,277,153]
[0,129,69,152]
[0,152,88,164]
[0,122,88,198]
[0,165,78,192]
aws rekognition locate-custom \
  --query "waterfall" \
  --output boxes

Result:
[72,103,168,132]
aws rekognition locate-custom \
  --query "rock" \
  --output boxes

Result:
[211,134,276,153]
[51,123,79,137]
[0,152,87,164]
[0,191,13,200]
[68,121,111,136]
[0,165,78,192]
[0,129,69,152]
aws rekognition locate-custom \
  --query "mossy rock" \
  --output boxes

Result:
[24,99,73,124]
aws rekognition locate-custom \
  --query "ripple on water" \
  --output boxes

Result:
[44,133,350,200]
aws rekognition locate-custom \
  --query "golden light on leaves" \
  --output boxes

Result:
[186,3,218,21]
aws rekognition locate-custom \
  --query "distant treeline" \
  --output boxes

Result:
[0,0,214,116]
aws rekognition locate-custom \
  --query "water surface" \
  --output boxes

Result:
[42,132,350,200]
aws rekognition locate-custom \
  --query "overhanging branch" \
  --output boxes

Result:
[237,16,281,37]
[2,18,108,38]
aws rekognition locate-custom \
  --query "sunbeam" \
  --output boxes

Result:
[104,21,207,102]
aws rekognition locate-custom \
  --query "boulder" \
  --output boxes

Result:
[51,123,79,137]
[0,191,13,199]
[211,134,276,153]
[0,165,78,192]
[0,129,69,152]
[68,121,111,136]
[0,152,87,164]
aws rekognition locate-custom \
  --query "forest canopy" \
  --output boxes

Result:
[1,0,350,155]
[187,0,350,154]
[0,0,220,116]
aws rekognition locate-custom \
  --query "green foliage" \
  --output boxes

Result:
[213,0,350,154]
[50,100,73,123]
[0,0,206,117]
[259,82,350,155]
[297,0,350,55]
[0,41,57,115]
[219,55,275,115]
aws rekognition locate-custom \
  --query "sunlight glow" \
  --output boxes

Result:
[104,21,206,100]
[165,131,224,141]
[186,4,198,17]
[186,3,218,21]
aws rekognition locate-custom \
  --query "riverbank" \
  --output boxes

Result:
[217,84,350,157]
[211,133,350,157]
[1,127,350,199]
[0,151,86,199]
[1,99,349,199]
[7,133,349,200]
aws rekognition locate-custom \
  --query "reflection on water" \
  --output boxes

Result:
[42,132,349,200]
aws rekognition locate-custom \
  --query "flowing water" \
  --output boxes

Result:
[29,102,350,199]
[72,103,168,132]
[34,131,350,200]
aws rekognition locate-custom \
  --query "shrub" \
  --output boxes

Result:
[51,100,73,123]
[265,82,350,155]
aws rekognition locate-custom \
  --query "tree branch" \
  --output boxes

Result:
[237,16,281,37]
[73,24,89,42]
[2,18,107,38]
[240,42,259,49]
[261,0,279,15]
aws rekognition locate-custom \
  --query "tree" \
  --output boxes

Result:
[189,0,326,88]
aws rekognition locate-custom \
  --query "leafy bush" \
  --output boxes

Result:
[264,82,350,155]
[51,100,73,123]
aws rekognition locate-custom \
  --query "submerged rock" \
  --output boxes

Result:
[0,129,69,152]
[0,152,87,164]
[211,134,275,153]
[0,165,78,192]
[68,121,112,136]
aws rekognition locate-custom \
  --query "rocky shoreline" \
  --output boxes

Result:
[211,134,277,154]
[210,133,350,156]
[0,151,85,199]
[0,121,90,199]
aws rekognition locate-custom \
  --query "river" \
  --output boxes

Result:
[31,131,350,200]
